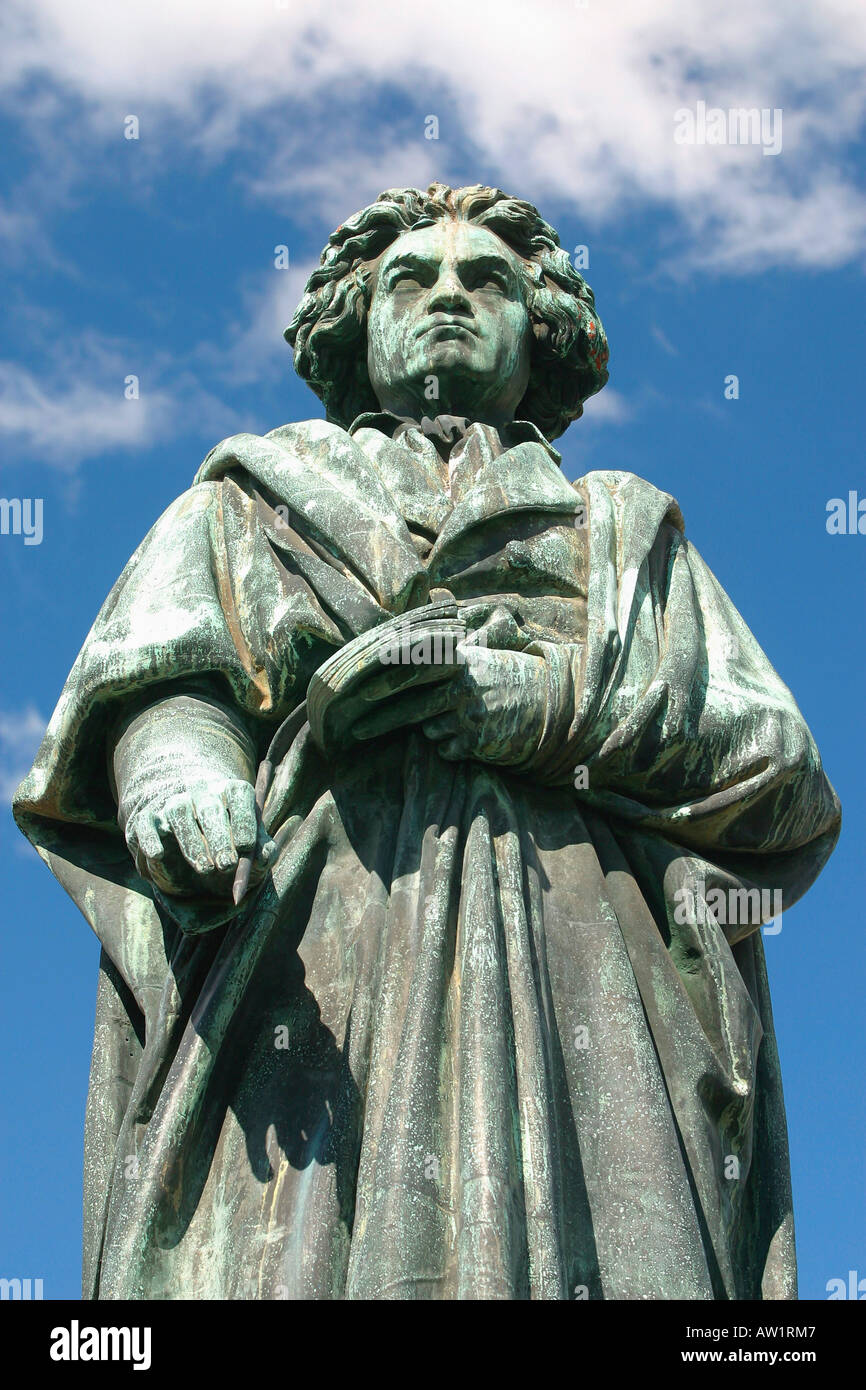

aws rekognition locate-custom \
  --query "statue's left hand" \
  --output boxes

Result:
[353,643,549,768]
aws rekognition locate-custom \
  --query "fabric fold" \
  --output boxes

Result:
[13,419,840,1301]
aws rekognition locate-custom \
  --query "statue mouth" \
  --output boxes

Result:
[416,318,478,340]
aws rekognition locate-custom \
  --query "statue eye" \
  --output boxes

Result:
[388,270,426,292]
[469,269,509,292]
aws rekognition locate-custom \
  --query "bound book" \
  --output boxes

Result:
[307,598,468,754]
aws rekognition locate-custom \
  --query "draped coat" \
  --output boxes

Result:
[13,414,840,1300]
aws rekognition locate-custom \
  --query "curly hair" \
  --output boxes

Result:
[285,183,609,442]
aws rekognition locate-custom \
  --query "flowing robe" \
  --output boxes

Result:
[13,415,840,1300]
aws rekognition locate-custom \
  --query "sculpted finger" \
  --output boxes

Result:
[256,821,277,863]
[421,712,461,741]
[194,794,237,871]
[436,735,470,762]
[361,663,458,703]
[453,643,497,690]
[224,781,258,854]
[243,821,278,889]
[465,606,523,652]
[353,682,458,741]
[127,809,164,864]
[162,797,213,874]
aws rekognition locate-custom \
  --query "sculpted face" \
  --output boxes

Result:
[366,220,532,426]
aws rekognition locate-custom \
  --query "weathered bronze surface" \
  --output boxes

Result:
[14,184,840,1300]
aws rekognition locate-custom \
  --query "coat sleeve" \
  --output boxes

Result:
[11,475,333,969]
[521,470,840,920]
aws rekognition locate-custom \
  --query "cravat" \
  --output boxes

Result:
[395,413,471,457]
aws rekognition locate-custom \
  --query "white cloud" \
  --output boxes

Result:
[0,325,246,466]
[2,1,864,467]
[675,173,866,272]
[0,361,178,466]
[0,705,46,804]
[651,326,679,357]
[205,261,316,386]
[1,0,864,271]
[246,136,447,231]
[579,388,631,427]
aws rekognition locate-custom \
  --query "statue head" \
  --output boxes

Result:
[286,183,609,441]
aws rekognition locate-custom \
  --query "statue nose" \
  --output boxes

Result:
[428,276,469,311]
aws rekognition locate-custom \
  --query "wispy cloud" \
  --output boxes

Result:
[579,388,631,427]
[203,262,316,387]
[651,325,679,357]
[0,327,245,467]
[245,133,447,230]
[0,704,45,804]
[0,361,178,467]
[2,1,864,470]
[1,0,864,272]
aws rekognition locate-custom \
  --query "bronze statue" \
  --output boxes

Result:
[14,184,840,1300]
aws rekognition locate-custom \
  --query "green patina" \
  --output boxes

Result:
[14,184,839,1300]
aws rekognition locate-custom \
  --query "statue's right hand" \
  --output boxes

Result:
[123,777,276,898]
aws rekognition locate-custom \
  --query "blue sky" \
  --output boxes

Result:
[0,0,864,1299]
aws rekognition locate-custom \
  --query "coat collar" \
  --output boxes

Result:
[198,418,578,610]
[349,410,563,466]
